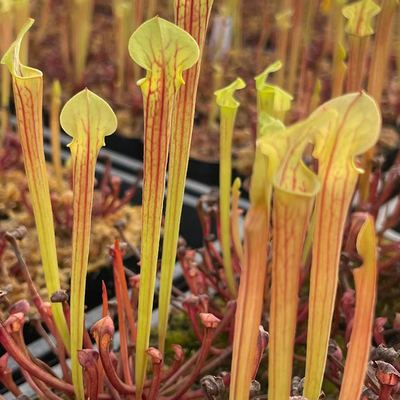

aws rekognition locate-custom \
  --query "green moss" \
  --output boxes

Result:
[150,310,198,366]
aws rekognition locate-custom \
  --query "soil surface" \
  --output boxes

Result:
[0,153,141,309]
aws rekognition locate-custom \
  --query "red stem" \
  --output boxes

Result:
[20,371,47,400]
[146,348,163,400]
[378,384,394,400]
[113,263,133,386]
[0,369,22,397]
[102,280,108,318]
[91,317,136,395]
[100,157,111,196]
[0,323,111,399]
[157,345,185,385]
[160,352,199,394]
[48,313,71,383]
[11,327,65,400]
[112,240,137,343]
[101,177,120,216]
[163,322,217,400]
[5,234,57,338]
[98,280,108,393]
[213,300,236,340]
[183,298,204,343]
[78,350,100,400]
[83,315,94,350]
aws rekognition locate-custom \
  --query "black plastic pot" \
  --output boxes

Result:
[104,131,249,188]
